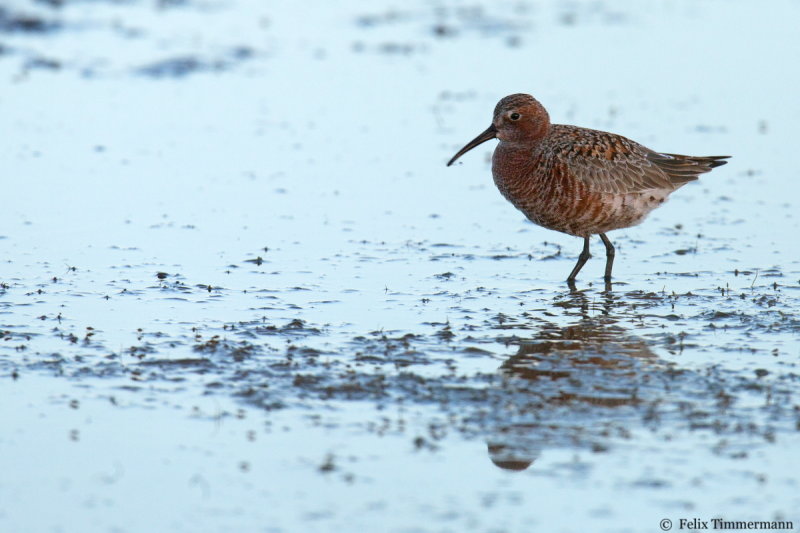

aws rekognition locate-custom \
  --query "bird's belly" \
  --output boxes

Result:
[497,178,670,237]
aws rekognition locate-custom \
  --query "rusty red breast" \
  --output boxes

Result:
[447,93,729,287]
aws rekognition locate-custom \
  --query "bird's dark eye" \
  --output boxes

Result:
[509,112,521,121]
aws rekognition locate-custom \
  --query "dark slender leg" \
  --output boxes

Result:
[566,236,591,284]
[599,233,615,281]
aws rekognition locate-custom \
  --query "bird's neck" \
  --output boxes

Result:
[492,140,541,181]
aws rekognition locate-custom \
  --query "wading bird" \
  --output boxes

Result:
[447,93,729,287]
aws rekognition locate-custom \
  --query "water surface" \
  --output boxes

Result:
[1,1,799,531]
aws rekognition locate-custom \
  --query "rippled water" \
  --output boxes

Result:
[1,0,799,531]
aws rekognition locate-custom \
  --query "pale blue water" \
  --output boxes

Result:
[1,1,799,531]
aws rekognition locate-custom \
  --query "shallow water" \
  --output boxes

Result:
[1,0,799,531]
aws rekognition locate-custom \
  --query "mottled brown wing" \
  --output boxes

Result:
[650,152,730,186]
[550,125,729,194]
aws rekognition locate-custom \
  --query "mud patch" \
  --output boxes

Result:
[136,47,255,78]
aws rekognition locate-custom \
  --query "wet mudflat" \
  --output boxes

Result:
[1,1,799,531]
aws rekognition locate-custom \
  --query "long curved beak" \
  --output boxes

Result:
[446,124,497,166]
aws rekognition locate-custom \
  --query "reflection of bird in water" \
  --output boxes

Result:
[485,293,665,471]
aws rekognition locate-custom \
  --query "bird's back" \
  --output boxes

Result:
[541,124,728,193]
[492,124,729,236]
